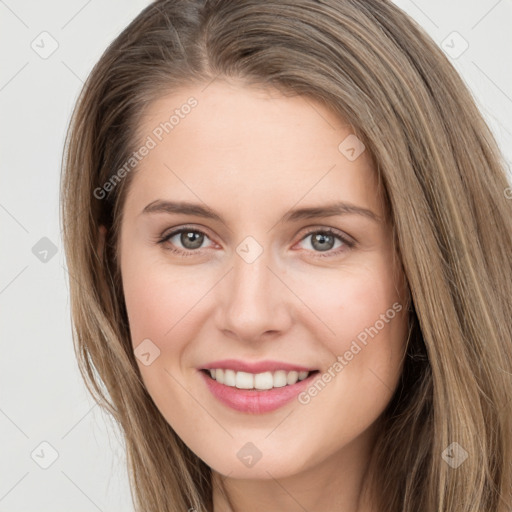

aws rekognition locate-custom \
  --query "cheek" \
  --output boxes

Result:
[121,253,208,349]
[121,254,218,411]
[292,259,405,355]
[291,259,408,413]
[121,256,211,427]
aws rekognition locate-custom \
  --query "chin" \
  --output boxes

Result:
[202,443,313,480]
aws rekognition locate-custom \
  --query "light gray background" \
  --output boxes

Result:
[1,1,511,510]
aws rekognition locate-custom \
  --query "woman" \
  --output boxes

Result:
[60,0,512,510]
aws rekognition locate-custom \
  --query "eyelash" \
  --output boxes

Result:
[156,225,356,258]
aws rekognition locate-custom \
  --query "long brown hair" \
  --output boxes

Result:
[60,1,512,510]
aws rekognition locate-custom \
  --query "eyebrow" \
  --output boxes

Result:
[141,200,381,224]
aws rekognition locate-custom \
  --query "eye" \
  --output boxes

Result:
[157,226,214,256]
[295,228,355,257]
[156,225,355,258]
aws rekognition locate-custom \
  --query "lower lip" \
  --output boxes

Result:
[199,370,318,414]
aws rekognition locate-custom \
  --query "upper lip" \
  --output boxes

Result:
[201,359,317,374]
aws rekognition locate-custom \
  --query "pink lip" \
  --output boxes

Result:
[199,369,319,414]
[201,359,315,374]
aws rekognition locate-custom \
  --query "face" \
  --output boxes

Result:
[115,79,409,480]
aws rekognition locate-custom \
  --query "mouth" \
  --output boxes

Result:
[199,368,321,414]
[200,368,319,390]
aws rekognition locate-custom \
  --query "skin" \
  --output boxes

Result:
[108,79,410,511]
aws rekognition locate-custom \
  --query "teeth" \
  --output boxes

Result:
[224,369,236,386]
[287,371,298,384]
[207,369,312,389]
[254,372,273,390]
[236,371,254,389]
[273,370,288,388]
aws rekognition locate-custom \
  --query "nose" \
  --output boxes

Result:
[214,244,293,343]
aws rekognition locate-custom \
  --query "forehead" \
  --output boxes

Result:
[126,80,381,217]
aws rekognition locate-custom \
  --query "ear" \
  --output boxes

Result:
[98,225,108,256]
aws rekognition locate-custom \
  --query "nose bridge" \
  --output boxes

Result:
[232,248,271,304]
[216,238,290,339]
